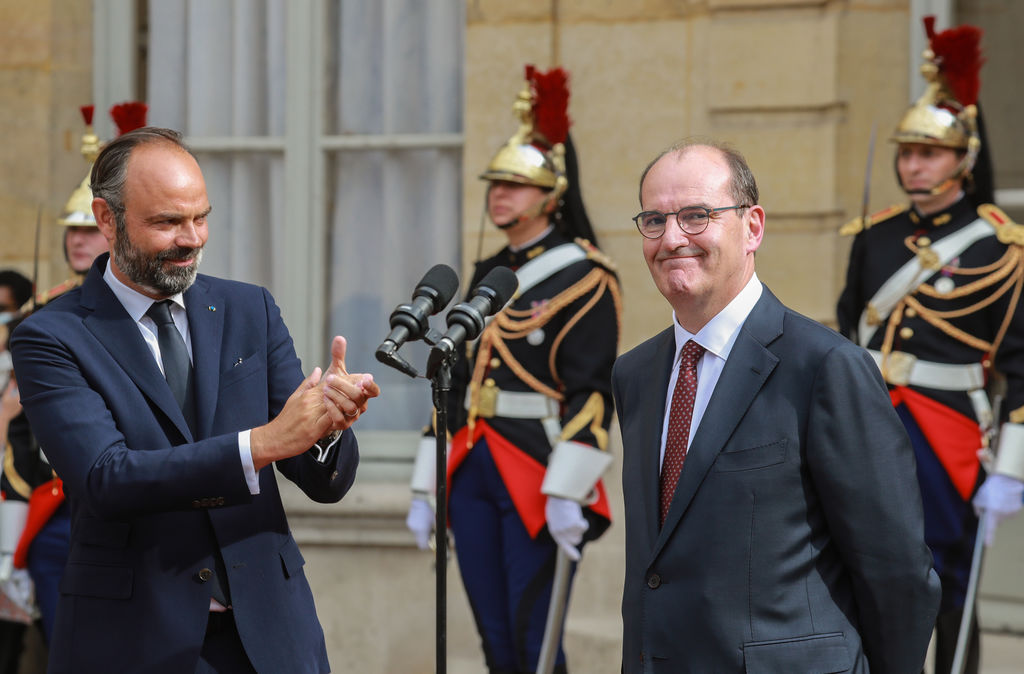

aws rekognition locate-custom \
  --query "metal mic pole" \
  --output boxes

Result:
[431,361,451,674]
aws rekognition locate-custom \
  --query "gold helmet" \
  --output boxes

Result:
[891,17,984,193]
[480,65,571,209]
[58,101,149,227]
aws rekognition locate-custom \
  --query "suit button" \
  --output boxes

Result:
[198,568,213,582]
[647,574,661,589]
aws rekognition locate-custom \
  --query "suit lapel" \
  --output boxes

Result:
[80,262,191,439]
[184,277,224,441]
[638,329,677,549]
[653,290,784,558]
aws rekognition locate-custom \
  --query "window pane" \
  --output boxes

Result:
[327,0,463,135]
[326,147,462,431]
[193,152,279,289]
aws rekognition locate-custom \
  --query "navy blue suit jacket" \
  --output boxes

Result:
[11,255,357,673]
[613,288,940,673]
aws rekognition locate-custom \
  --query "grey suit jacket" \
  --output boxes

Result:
[613,288,940,673]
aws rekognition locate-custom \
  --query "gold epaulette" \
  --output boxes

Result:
[838,203,908,236]
[574,237,617,272]
[34,277,82,307]
[980,204,1024,246]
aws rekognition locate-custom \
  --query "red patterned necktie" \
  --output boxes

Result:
[659,340,704,527]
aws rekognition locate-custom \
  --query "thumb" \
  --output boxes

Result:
[331,335,348,374]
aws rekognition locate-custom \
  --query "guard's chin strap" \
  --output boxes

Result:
[494,192,558,230]
[896,147,975,199]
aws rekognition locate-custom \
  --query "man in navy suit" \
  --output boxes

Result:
[613,139,940,673]
[10,127,379,673]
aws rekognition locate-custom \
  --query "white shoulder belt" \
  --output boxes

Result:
[858,217,994,348]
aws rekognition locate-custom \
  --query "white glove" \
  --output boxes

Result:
[0,565,36,622]
[545,496,588,562]
[406,497,435,550]
[973,474,1024,546]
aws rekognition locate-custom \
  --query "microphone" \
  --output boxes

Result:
[426,266,518,378]
[375,264,460,374]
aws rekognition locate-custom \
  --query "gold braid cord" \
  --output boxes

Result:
[3,443,32,500]
[465,267,622,435]
[559,391,609,451]
[883,239,1024,361]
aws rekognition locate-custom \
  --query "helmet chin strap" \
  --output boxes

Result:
[896,154,971,199]
[493,191,557,230]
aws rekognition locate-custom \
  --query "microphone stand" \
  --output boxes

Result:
[430,355,451,674]
[377,327,452,674]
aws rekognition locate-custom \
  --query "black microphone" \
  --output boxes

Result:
[426,266,518,378]
[375,264,460,370]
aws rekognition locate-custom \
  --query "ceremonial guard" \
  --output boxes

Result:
[0,102,148,645]
[837,18,1024,674]
[406,66,621,673]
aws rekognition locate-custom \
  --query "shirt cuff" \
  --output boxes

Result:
[238,430,260,495]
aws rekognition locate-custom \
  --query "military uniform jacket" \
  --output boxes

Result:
[446,229,621,536]
[838,198,1024,418]
[837,198,1024,498]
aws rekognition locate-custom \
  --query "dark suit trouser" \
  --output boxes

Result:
[450,439,575,674]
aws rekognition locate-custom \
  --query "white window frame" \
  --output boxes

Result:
[93,0,463,365]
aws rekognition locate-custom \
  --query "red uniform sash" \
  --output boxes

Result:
[449,420,611,537]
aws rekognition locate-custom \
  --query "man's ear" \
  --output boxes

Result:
[92,198,117,244]
[745,205,766,253]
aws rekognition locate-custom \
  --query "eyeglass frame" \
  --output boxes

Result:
[632,204,751,239]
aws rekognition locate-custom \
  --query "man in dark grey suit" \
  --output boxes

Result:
[613,139,940,673]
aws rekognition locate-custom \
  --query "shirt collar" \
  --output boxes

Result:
[103,259,186,322]
[672,273,763,363]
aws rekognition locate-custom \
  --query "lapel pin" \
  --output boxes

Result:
[208,305,216,312]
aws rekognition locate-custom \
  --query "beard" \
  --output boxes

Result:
[113,227,203,297]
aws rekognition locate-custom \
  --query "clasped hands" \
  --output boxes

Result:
[251,336,380,470]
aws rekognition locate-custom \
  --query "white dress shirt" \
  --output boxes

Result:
[103,262,260,494]
[659,274,763,469]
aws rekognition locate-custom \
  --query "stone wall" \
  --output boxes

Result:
[464,0,910,350]
[0,0,93,293]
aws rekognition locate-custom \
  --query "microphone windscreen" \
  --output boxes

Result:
[477,266,519,309]
[419,264,460,310]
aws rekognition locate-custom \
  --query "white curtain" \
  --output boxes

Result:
[145,0,464,432]
[146,0,284,292]
[326,0,463,431]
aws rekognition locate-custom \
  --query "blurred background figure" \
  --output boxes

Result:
[405,65,621,673]
[837,17,1024,674]
[0,270,35,674]
[0,103,149,674]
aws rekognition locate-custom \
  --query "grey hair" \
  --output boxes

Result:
[90,127,194,232]
[638,137,759,208]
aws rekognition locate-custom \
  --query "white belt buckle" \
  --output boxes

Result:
[884,351,917,387]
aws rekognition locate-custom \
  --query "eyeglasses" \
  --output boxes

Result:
[632,205,750,239]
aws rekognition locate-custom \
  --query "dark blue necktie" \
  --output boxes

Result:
[147,300,229,604]
[146,300,195,431]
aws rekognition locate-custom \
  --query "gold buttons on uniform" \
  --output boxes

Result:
[484,378,496,387]
[490,358,501,369]
[899,327,914,340]
[904,307,917,318]
[916,236,931,247]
